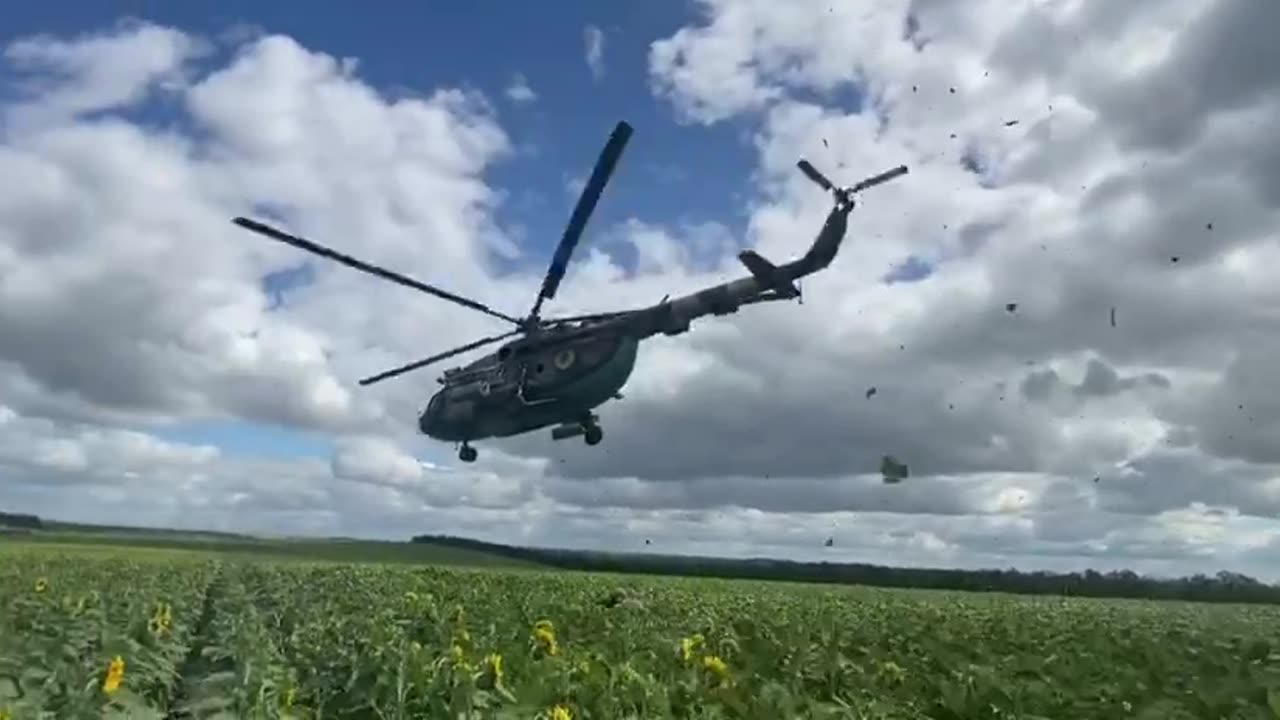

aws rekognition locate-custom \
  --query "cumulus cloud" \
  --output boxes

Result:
[504,73,536,104]
[2,4,1280,580]
[2,19,206,131]
[583,25,605,81]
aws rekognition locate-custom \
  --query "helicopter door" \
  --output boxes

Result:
[516,361,555,406]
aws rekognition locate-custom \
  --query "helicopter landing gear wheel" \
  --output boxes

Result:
[583,425,603,446]
[459,443,478,463]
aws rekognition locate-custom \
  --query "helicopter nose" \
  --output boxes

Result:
[419,391,448,437]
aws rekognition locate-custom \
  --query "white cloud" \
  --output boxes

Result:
[3,19,206,131]
[504,73,536,104]
[584,25,605,81]
[2,5,1280,580]
[564,173,586,199]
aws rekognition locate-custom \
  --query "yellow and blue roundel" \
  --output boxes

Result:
[553,348,576,370]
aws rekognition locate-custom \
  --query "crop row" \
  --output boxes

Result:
[0,551,215,718]
[3,547,1280,718]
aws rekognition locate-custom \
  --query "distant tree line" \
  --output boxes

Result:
[411,533,1280,605]
[0,511,43,530]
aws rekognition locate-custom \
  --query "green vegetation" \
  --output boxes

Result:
[3,542,1280,718]
[3,529,540,570]
[414,534,1280,605]
[1,510,545,570]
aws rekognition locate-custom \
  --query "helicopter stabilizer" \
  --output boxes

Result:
[737,250,801,299]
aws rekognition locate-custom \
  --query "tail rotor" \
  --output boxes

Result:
[796,158,909,205]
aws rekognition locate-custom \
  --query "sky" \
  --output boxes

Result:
[2,0,1280,580]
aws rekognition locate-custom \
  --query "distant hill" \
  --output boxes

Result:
[0,511,43,530]
[43,519,254,542]
[410,533,1280,605]
[0,512,540,569]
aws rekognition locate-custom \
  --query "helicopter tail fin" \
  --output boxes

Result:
[738,250,802,299]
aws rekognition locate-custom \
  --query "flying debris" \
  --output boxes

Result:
[824,537,835,547]
[880,455,909,484]
[865,386,877,399]
[1003,120,1020,127]
[231,121,909,463]
[1005,302,1018,313]
[1110,307,1117,328]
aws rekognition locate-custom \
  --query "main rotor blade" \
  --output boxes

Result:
[531,121,633,317]
[232,217,521,326]
[850,165,909,193]
[797,159,834,191]
[357,330,521,386]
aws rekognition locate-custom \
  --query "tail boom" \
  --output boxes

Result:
[634,196,857,337]
[548,160,907,342]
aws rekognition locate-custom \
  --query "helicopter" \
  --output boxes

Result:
[232,120,908,463]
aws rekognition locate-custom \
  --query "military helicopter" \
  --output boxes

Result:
[232,121,907,462]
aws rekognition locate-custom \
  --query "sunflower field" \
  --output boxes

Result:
[2,544,1280,719]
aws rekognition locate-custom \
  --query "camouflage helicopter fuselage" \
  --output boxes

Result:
[419,331,639,443]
